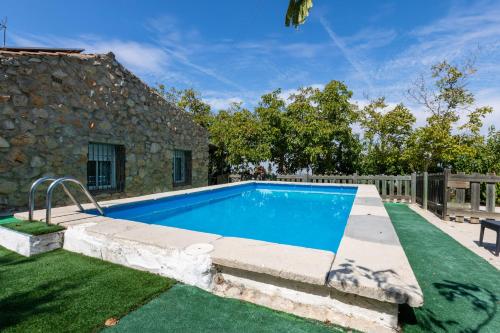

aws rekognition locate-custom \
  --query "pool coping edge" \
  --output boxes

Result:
[15,180,423,307]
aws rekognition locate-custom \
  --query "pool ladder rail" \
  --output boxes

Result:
[29,176,104,225]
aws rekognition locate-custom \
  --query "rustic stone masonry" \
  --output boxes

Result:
[0,50,208,212]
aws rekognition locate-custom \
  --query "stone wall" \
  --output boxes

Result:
[0,50,209,212]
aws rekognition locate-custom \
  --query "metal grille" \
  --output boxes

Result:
[173,150,186,183]
[87,143,117,191]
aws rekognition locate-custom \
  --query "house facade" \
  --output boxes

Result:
[0,48,209,212]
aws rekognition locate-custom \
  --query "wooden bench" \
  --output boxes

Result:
[479,219,500,256]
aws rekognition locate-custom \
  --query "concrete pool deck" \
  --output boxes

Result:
[15,181,422,332]
[408,204,500,269]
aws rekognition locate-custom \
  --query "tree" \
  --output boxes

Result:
[285,81,360,174]
[156,85,213,128]
[209,103,271,172]
[484,127,500,173]
[255,89,290,173]
[403,119,458,172]
[360,98,415,175]
[406,60,492,172]
[285,0,313,28]
[312,80,361,174]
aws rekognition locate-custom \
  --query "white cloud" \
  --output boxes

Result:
[235,40,332,59]
[204,97,244,111]
[379,1,500,77]
[11,15,244,92]
[319,16,374,93]
[9,4,499,133]
[10,33,169,75]
[344,28,397,51]
[351,1,500,130]
[92,40,168,73]
[475,89,500,130]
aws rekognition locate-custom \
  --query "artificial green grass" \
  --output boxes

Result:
[0,247,175,333]
[0,217,64,235]
[105,284,346,333]
[0,216,19,225]
[385,203,500,333]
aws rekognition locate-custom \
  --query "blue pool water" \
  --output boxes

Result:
[92,183,356,253]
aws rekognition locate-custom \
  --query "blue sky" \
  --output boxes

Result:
[5,0,500,129]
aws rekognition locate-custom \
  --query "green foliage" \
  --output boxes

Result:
[256,81,361,174]
[360,98,415,174]
[406,60,493,172]
[403,117,458,172]
[255,89,289,173]
[285,0,313,28]
[157,59,495,177]
[156,85,212,128]
[210,103,271,171]
[452,126,500,174]
[431,60,476,118]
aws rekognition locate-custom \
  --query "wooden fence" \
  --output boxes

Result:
[415,171,449,219]
[445,171,499,222]
[414,170,500,221]
[276,173,416,202]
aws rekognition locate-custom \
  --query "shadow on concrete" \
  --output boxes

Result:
[328,258,421,305]
[473,240,498,256]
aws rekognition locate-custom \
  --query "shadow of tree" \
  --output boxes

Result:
[434,280,498,333]
[0,278,82,331]
[400,301,474,332]
[328,258,422,305]
[330,260,498,332]
[399,279,498,333]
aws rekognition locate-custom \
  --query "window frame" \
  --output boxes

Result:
[173,149,192,187]
[87,142,126,193]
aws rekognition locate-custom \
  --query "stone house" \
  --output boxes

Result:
[0,47,209,212]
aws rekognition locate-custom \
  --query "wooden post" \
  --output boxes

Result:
[443,169,450,220]
[397,178,402,200]
[486,173,496,213]
[423,171,428,210]
[404,179,410,201]
[469,172,480,222]
[353,172,358,184]
[456,172,466,208]
[470,173,480,212]
[389,178,394,199]
[411,172,417,204]
[382,178,387,200]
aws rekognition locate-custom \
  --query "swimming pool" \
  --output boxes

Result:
[91,183,356,252]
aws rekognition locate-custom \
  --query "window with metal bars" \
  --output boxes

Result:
[87,143,125,192]
[173,150,192,186]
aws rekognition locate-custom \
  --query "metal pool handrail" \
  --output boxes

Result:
[45,177,104,225]
[29,176,83,221]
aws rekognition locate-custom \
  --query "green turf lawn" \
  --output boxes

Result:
[0,216,19,225]
[385,203,500,333]
[0,247,175,333]
[0,245,347,333]
[104,284,346,333]
[0,217,64,235]
[2,204,499,333]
